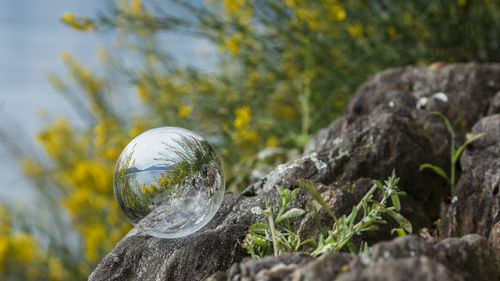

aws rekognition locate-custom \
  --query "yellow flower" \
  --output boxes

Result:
[64,188,90,215]
[327,5,346,21]
[62,12,73,23]
[136,84,150,101]
[84,224,107,261]
[11,232,42,262]
[36,117,73,160]
[224,0,247,16]
[0,236,8,265]
[387,26,397,38]
[130,0,143,15]
[47,72,65,90]
[266,135,279,147]
[224,32,243,55]
[21,159,42,177]
[273,105,296,118]
[61,13,96,32]
[403,12,412,24]
[234,105,251,128]
[177,104,193,118]
[49,257,65,281]
[347,22,363,37]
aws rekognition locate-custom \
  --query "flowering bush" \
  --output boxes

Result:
[1,0,500,279]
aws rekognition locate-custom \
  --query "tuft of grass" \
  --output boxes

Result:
[420,112,486,195]
[243,173,411,258]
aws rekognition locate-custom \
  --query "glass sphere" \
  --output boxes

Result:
[113,127,225,238]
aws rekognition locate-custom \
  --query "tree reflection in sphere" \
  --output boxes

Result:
[113,127,225,238]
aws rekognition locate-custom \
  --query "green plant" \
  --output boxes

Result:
[243,174,412,258]
[243,185,315,258]
[419,112,485,195]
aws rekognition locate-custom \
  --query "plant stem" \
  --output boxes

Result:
[266,210,279,256]
[450,131,455,195]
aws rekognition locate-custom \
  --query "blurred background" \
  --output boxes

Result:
[0,0,499,279]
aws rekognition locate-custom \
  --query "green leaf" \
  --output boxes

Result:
[359,241,369,253]
[251,234,269,246]
[348,206,359,229]
[373,180,384,190]
[291,188,301,198]
[313,204,322,228]
[300,239,317,248]
[391,194,401,211]
[277,185,291,201]
[419,163,449,182]
[391,228,406,237]
[432,112,455,139]
[249,223,267,235]
[386,209,412,233]
[275,208,306,223]
[361,225,379,232]
[453,132,486,163]
[346,242,356,253]
[298,178,336,221]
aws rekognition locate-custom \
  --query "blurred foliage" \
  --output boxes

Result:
[1,0,500,279]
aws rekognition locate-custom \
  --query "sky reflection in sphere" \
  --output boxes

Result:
[113,127,225,238]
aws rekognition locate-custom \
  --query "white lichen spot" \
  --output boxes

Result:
[251,206,262,215]
[416,97,429,109]
[360,252,372,265]
[431,92,448,103]
[310,152,327,170]
[383,251,391,259]
[451,195,458,204]
[333,137,343,146]
[335,148,350,160]
[388,101,395,108]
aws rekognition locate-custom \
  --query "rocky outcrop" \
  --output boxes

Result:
[89,64,500,281]
[208,235,500,281]
[441,115,500,237]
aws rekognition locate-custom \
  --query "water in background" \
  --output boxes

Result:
[0,0,216,203]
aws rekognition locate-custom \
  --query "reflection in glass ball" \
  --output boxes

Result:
[113,127,225,238]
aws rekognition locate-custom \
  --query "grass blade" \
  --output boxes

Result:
[419,164,449,182]
[432,112,455,139]
[453,132,486,163]
[298,178,336,221]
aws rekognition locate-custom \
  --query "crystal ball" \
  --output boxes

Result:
[113,127,225,238]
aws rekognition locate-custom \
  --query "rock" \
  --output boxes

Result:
[489,222,500,249]
[441,115,500,237]
[488,92,500,115]
[212,235,500,281]
[88,193,254,281]
[89,64,500,281]
[348,64,500,134]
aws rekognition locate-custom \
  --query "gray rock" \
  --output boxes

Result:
[441,115,500,237]
[212,235,500,281]
[489,222,500,249]
[488,91,500,115]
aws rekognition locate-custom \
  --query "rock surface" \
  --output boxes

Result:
[208,235,500,281]
[89,64,500,281]
[441,114,500,237]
